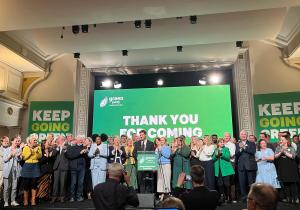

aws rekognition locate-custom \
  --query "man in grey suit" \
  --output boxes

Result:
[50,135,69,203]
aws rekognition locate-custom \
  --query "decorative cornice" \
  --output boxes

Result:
[90,61,234,75]
[0,95,24,107]
[0,33,47,70]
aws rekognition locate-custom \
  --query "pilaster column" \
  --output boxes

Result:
[233,49,255,134]
[73,61,90,136]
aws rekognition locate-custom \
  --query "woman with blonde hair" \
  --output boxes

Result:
[108,136,125,164]
[21,133,42,206]
[198,135,216,190]
[156,137,171,200]
[190,136,202,167]
[124,138,138,190]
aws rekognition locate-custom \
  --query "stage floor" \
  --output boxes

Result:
[2,200,299,210]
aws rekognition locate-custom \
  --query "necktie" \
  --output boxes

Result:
[141,141,145,151]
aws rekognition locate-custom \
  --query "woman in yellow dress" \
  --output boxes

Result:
[21,134,42,206]
[124,138,138,190]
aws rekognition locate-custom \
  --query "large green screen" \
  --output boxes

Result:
[93,85,233,142]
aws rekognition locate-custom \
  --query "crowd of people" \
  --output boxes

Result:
[0,129,299,209]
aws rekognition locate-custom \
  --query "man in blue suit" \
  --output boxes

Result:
[235,130,257,202]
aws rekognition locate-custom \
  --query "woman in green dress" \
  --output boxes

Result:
[124,138,138,190]
[171,136,192,190]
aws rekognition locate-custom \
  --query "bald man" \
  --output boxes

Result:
[247,183,278,210]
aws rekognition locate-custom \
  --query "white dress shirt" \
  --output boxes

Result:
[225,141,236,163]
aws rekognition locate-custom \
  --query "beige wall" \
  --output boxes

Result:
[249,41,300,94]
[21,54,76,138]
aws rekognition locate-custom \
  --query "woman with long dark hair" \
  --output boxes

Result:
[275,135,299,204]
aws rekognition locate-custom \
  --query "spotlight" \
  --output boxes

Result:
[122,50,128,56]
[72,25,80,34]
[101,79,112,88]
[145,19,152,28]
[198,79,207,85]
[236,41,243,48]
[74,52,80,59]
[81,25,89,33]
[114,81,122,89]
[190,16,197,24]
[134,20,141,28]
[209,74,222,84]
[177,46,183,52]
[157,79,163,86]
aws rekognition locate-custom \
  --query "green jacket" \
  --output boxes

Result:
[212,147,235,177]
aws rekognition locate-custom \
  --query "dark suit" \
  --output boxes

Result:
[133,140,155,193]
[93,178,139,210]
[174,186,219,210]
[235,140,257,199]
[52,146,69,198]
[65,144,86,199]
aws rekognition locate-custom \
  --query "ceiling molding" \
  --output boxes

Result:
[90,61,234,75]
[0,33,47,71]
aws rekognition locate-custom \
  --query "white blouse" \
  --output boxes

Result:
[198,144,216,161]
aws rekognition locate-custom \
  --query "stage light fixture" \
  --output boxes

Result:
[72,25,80,34]
[114,81,122,89]
[236,41,243,48]
[134,20,142,28]
[157,79,164,86]
[102,79,113,88]
[177,46,183,52]
[209,74,222,84]
[81,25,89,33]
[122,50,128,56]
[145,19,152,28]
[73,52,80,59]
[190,16,197,24]
[198,79,207,85]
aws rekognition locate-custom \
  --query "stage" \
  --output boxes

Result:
[3,200,299,210]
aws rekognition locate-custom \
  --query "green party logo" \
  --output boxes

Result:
[100,96,124,108]
[100,96,108,108]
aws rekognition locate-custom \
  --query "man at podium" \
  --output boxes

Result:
[133,130,155,193]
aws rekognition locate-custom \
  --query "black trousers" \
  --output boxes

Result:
[217,175,230,195]
[200,160,215,190]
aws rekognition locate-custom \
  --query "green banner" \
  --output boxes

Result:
[137,152,158,171]
[28,101,74,141]
[254,92,300,142]
[93,85,233,143]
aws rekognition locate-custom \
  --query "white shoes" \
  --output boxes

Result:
[4,202,9,207]
[11,201,20,206]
